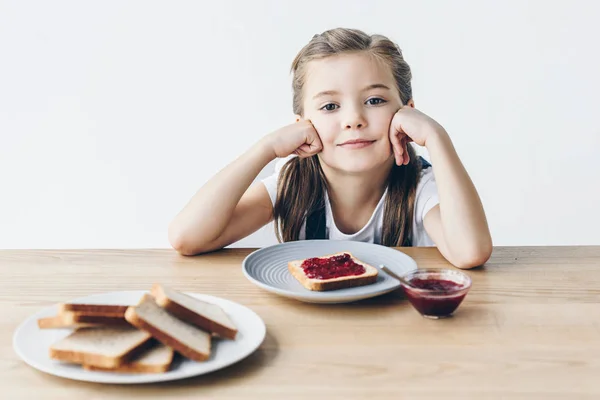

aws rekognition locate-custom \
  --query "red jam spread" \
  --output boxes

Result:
[403,278,467,317]
[301,253,365,280]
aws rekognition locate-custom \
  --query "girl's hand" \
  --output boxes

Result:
[389,106,445,165]
[265,118,323,159]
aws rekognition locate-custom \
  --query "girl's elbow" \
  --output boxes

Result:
[168,226,224,256]
[173,244,200,257]
[453,241,493,270]
[168,226,202,256]
[453,255,487,270]
[169,234,193,256]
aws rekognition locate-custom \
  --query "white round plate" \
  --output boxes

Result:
[13,291,266,384]
[242,240,417,303]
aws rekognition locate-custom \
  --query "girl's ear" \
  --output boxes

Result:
[406,99,415,108]
[295,114,302,122]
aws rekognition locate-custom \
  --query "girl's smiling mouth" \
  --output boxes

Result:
[337,139,376,149]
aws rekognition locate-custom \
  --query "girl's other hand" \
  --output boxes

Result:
[389,106,444,166]
[264,118,323,159]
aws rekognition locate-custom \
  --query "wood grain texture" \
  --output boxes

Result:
[3,246,600,399]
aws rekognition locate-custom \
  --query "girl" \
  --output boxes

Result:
[169,28,493,269]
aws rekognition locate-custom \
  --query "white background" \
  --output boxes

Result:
[1,0,598,249]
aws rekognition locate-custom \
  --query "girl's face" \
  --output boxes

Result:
[301,52,403,174]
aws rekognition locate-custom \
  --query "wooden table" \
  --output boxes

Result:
[2,246,600,399]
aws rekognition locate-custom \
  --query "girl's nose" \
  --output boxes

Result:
[345,122,363,129]
[343,109,367,130]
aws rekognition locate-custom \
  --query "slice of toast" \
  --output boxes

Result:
[38,316,100,330]
[289,251,378,291]
[49,326,153,369]
[150,284,237,340]
[38,311,129,329]
[125,294,211,362]
[83,341,174,374]
[58,304,129,315]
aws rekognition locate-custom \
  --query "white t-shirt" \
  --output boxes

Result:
[261,156,440,246]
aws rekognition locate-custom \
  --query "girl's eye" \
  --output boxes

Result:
[320,103,339,111]
[366,97,386,106]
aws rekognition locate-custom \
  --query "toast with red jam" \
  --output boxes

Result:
[288,252,378,291]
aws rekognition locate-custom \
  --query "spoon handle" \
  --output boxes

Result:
[379,265,413,287]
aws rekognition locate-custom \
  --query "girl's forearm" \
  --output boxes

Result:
[168,139,275,252]
[425,129,493,263]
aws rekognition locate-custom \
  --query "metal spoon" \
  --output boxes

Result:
[378,264,414,287]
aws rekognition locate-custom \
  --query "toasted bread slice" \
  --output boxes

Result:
[83,341,174,374]
[49,326,153,368]
[58,304,128,316]
[289,252,378,291]
[125,294,211,362]
[150,284,237,340]
[38,316,100,330]
[38,311,129,329]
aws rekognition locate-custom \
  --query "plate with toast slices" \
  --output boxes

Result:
[12,284,266,384]
[242,240,417,303]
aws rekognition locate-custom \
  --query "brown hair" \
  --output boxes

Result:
[274,28,424,246]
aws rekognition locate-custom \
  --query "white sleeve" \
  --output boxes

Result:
[260,155,297,206]
[414,167,440,225]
